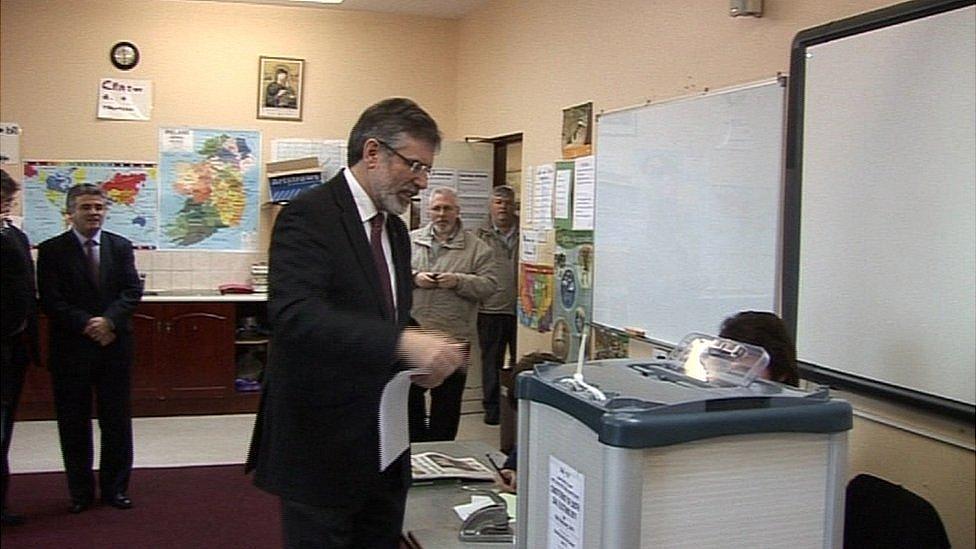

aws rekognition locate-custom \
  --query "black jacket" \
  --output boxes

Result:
[248,172,414,506]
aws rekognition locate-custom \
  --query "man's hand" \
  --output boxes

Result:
[84,316,115,345]
[94,331,117,347]
[497,469,517,493]
[434,272,458,289]
[398,328,466,388]
[414,272,440,289]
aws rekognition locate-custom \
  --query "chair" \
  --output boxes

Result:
[844,473,950,548]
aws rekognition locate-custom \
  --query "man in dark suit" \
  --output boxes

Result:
[247,97,465,548]
[37,183,142,514]
[1,169,40,526]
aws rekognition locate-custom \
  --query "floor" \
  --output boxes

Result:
[9,411,500,474]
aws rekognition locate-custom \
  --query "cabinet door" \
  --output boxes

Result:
[131,303,164,404]
[162,303,235,401]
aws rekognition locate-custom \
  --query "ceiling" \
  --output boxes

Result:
[195,0,491,19]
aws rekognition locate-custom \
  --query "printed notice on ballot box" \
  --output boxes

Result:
[548,455,584,549]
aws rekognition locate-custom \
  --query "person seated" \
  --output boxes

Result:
[496,449,517,493]
[718,311,799,386]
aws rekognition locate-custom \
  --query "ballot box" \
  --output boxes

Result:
[515,334,852,549]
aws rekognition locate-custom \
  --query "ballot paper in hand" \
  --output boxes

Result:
[379,369,425,471]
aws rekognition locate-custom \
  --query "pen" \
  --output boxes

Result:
[485,453,504,476]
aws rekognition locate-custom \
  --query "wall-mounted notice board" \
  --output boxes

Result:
[592,78,786,347]
[783,0,975,419]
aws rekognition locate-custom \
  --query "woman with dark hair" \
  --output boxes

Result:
[719,311,799,386]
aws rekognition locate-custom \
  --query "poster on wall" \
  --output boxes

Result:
[97,78,152,121]
[1,122,22,166]
[158,127,261,251]
[561,101,593,159]
[271,138,347,180]
[518,263,554,333]
[22,160,158,248]
[552,229,594,362]
[258,56,304,121]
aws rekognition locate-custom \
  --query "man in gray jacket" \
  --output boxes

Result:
[474,185,519,425]
[409,187,497,441]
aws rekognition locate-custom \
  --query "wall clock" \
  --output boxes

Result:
[110,41,139,70]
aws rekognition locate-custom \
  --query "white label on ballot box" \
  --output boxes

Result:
[547,455,585,549]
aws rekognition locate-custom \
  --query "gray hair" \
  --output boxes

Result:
[491,185,515,201]
[429,186,459,203]
[66,183,107,213]
[347,97,441,166]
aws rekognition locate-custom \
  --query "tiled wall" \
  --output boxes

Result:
[134,250,267,291]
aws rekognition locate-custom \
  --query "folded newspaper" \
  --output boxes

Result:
[411,451,495,481]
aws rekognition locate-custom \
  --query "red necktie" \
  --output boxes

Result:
[369,214,395,318]
[85,239,100,287]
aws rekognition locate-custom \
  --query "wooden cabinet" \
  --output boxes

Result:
[16,300,265,420]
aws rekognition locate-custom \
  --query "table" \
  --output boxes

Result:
[404,440,516,548]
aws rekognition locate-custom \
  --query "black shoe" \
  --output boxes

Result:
[483,411,500,425]
[102,493,132,510]
[69,500,92,514]
[1,510,26,526]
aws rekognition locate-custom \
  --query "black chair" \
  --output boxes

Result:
[844,473,950,548]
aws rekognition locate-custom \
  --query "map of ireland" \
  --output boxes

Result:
[159,128,261,250]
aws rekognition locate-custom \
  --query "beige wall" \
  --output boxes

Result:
[1,0,459,287]
[454,1,974,547]
[2,0,973,546]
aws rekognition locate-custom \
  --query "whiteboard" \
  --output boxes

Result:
[786,3,975,408]
[593,79,785,346]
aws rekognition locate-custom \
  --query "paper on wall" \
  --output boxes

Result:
[97,78,152,121]
[571,155,595,231]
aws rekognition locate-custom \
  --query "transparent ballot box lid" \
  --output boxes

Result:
[516,333,852,448]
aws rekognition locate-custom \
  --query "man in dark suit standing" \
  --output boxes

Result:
[1,169,40,526]
[247,97,465,548]
[37,183,142,514]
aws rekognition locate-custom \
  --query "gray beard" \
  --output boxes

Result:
[377,191,408,215]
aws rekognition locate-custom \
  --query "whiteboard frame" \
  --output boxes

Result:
[592,76,787,348]
[783,0,976,421]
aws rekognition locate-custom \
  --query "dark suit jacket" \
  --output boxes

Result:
[36,230,142,369]
[249,172,414,507]
[1,224,38,404]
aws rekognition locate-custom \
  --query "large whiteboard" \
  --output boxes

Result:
[786,2,975,409]
[593,79,785,346]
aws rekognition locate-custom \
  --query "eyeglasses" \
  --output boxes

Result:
[376,140,433,176]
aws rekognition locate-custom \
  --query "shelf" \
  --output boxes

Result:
[236,338,270,345]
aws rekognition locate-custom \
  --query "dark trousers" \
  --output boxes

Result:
[1,357,27,511]
[51,350,133,503]
[477,313,517,418]
[280,479,407,549]
[408,369,466,442]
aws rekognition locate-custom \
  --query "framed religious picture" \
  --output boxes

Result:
[258,56,304,121]
[561,101,593,158]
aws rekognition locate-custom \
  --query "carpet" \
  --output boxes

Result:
[1,465,281,548]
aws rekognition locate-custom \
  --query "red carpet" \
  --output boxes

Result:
[1,465,281,548]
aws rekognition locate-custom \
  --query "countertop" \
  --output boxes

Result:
[141,289,268,302]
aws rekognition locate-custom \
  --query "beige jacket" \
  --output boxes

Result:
[474,219,519,315]
[410,223,498,351]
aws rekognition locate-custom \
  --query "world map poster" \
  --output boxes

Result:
[22,160,158,248]
[158,128,261,250]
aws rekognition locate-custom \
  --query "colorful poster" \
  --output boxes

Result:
[518,263,554,333]
[158,128,261,250]
[22,160,158,248]
[592,324,629,360]
[552,229,594,362]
